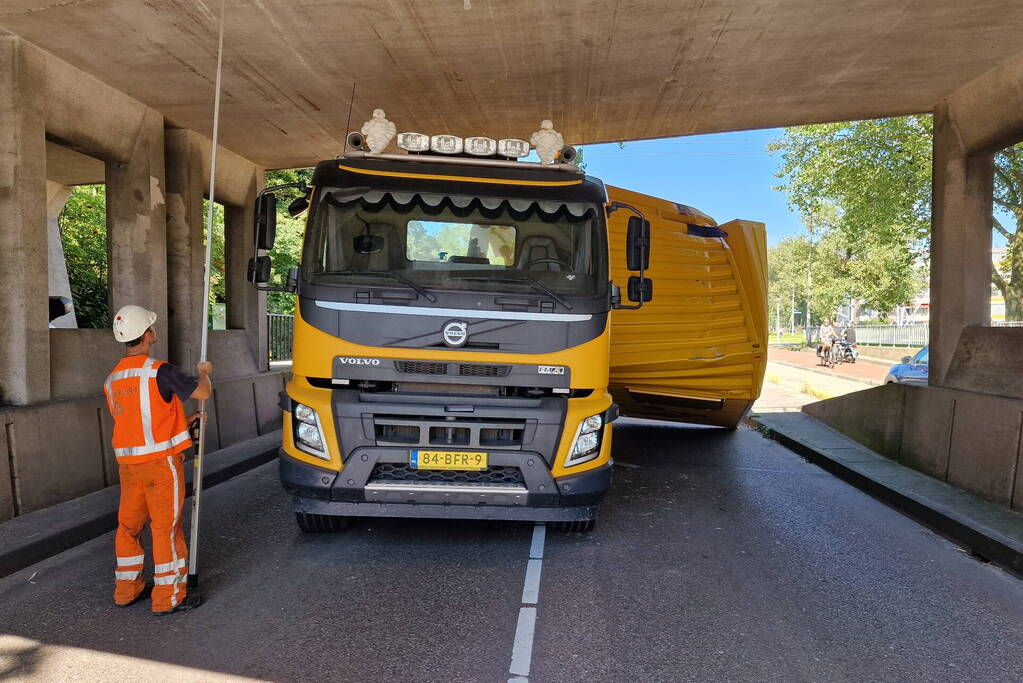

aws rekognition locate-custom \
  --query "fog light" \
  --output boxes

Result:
[565,412,604,467]
[430,134,463,154]
[498,138,529,158]
[464,136,497,156]
[397,132,430,152]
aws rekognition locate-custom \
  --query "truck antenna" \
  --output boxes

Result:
[342,81,357,155]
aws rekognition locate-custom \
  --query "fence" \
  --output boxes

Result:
[850,325,929,347]
[268,313,295,362]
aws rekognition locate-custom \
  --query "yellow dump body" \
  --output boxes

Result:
[607,186,767,428]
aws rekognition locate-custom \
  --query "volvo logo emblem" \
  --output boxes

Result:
[442,320,469,348]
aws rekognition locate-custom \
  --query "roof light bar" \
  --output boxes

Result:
[430,134,463,154]
[498,138,529,158]
[397,132,430,153]
[464,136,497,156]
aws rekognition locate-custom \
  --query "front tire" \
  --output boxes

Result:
[295,512,351,533]
[551,519,596,533]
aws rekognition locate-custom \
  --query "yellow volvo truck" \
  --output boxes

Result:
[250,131,765,533]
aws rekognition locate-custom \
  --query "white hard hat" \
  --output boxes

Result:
[112,305,157,342]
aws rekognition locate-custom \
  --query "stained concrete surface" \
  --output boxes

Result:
[1,420,1022,682]
[3,2,1023,168]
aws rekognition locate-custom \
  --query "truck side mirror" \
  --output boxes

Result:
[248,255,272,284]
[628,276,653,303]
[288,195,309,218]
[255,193,277,250]
[626,215,650,271]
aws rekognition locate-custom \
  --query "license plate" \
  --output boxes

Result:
[410,450,488,470]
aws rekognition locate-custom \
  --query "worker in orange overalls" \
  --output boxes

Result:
[104,305,213,615]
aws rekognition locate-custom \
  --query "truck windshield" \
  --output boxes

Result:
[302,190,607,299]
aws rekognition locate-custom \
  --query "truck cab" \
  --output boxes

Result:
[252,148,651,532]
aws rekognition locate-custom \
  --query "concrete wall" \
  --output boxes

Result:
[0,371,286,521]
[805,384,1023,511]
[0,35,280,522]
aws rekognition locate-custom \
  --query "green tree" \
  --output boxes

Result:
[263,168,314,314]
[59,184,110,329]
[993,143,1023,319]
[770,116,1023,319]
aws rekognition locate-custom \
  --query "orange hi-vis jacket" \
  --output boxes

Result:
[103,356,190,465]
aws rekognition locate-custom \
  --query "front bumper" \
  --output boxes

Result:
[279,450,611,522]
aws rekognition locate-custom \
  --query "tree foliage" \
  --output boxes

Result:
[59,185,110,329]
[264,168,314,314]
[770,115,1023,321]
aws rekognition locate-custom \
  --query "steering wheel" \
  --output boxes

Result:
[526,257,574,272]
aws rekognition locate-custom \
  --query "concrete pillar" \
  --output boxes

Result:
[929,102,995,387]
[105,109,168,344]
[224,170,268,372]
[164,129,206,371]
[46,181,77,329]
[0,38,49,405]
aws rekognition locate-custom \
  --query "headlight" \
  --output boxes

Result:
[498,138,529,158]
[397,132,430,152]
[565,413,604,467]
[430,134,463,154]
[292,401,329,460]
[464,136,497,156]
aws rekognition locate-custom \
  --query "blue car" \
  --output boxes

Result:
[884,345,929,385]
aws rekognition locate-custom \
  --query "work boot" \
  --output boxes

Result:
[153,592,202,616]
[115,583,152,608]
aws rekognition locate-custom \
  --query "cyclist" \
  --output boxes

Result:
[817,318,839,365]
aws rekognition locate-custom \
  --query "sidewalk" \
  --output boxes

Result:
[0,431,282,578]
[750,412,1023,578]
[769,347,887,385]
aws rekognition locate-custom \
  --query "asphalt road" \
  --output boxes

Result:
[2,420,1023,682]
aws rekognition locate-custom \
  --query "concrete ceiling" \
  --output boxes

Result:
[3,0,1023,169]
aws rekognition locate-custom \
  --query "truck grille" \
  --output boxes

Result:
[370,462,525,485]
[394,361,511,378]
[395,361,448,375]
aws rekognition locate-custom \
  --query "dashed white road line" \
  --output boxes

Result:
[507,523,547,682]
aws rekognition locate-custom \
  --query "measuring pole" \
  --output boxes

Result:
[187,0,227,603]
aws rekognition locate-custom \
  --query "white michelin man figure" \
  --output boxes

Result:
[361,109,397,154]
[530,119,565,164]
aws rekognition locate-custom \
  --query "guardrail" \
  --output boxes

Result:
[268,313,294,362]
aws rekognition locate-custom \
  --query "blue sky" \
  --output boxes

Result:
[576,128,804,246]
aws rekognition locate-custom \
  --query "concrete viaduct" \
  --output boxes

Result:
[2,0,1023,521]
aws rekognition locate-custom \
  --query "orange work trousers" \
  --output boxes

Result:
[114,453,189,612]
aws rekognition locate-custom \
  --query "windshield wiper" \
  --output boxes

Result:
[325,270,437,302]
[452,274,572,310]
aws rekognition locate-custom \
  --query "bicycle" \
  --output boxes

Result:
[817,342,836,368]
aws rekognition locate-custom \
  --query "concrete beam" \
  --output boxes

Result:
[0,37,49,404]
[929,102,994,387]
[946,49,1023,156]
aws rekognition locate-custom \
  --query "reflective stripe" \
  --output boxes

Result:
[115,569,141,581]
[167,455,182,608]
[114,431,190,458]
[154,574,183,586]
[139,358,157,446]
[154,557,186,574]
[117,554,145,567]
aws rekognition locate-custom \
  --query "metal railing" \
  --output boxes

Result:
[850,325,929,347]
[268,313,295,362]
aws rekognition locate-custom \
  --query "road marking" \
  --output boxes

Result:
[507,522,547,682]
[521,560,543,604]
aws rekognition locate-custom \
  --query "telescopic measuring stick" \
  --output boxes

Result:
[186,0,226,604]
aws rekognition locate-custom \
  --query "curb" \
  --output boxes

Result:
[0,431,282,579]
[749,414,1023,579]
[769,359,882,387]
